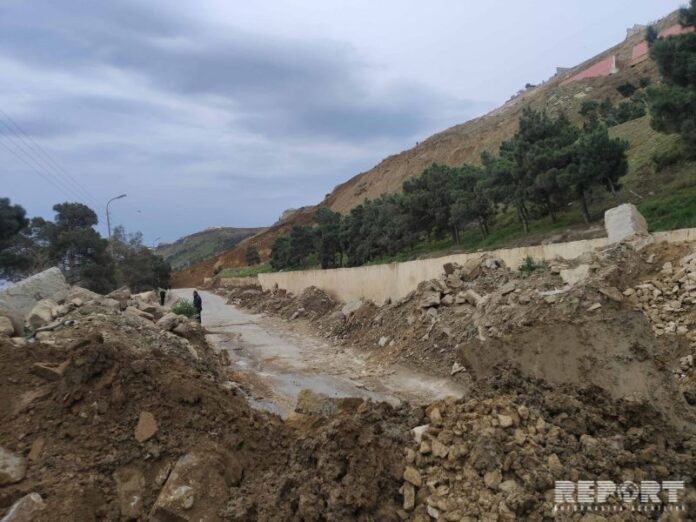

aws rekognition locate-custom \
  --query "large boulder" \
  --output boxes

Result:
[0,316,16,337]
[107,286,131,310]
[156,313,181,332]
[67,286,102,303]
[605,204,648,243]
[0,267,68,318]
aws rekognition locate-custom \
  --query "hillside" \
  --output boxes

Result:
[173,10,696,287]
[155,227,264,271]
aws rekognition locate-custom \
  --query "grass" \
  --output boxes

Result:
[217,263,273,278]
[639,184,696,232]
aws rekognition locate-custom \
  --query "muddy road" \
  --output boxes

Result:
[173,289,465,416]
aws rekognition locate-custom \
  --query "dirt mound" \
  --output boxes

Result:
[0,286,412,521]
[399,383,696,520]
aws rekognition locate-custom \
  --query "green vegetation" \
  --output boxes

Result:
[270,108,630,271]
[155,227,262,270]
[245,245,261,266]
[171,299,198,318]
[647,0,696,160]
[518,256,540,275]
[0,199,170,293]
[639,185,696,232]
[217,263,273,278]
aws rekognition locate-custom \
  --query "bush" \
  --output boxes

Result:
[518,255,538,275]
[171,299,198,318]
[652,145,684,172]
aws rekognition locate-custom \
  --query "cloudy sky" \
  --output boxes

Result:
[0,0,684,244]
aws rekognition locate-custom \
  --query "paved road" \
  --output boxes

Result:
[174,289,465,417]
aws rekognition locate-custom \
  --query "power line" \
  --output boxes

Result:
[0,137,78,201]
[0,124,84,203]
[0,111,99,208]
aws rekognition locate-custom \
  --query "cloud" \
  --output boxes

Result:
[0,0,489,241]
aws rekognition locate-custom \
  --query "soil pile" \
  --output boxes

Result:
[0,287,409,521]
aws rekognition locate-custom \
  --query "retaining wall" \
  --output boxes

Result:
[257,228,696,304]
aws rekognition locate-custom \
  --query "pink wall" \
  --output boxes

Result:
[561,55,616,85]
[659,24,695,38]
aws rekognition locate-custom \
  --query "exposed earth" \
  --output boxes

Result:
[2,233,696,520]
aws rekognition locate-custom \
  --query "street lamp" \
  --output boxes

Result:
[106,194,127,255]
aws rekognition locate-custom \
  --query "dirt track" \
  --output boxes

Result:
[173,289,465,417]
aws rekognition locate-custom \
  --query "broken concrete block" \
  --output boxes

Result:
[0,446,26,486]
[604,204,648,243]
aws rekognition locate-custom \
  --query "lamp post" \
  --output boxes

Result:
[106,194,127,255]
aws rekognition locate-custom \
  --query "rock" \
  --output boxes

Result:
[484,469,502,490]
[547,454,563,476]
[98,297,121,311]
[0,446,26,485]
[412,425,429,444]
[560,264,590,286]
[0,316,14,337]
[173,319,200,338]
[450,362,466,375]
[427,505,440,519]
[431,439,449,458]
[125,306,154,321]
[9,337,27,347]
[459,289,482,306]
[341,300,364,317]
[428,407,443,425]
[0,309,23,336]
[497,414,514,428]
[499,479,520,493]
[114,466,145,519]
[442,262,457,275]
[403,466,422,487]
[0,493,45,521]
[67,286,102,302]
[156,313,181,332]
[441,294,454,306]
[378,336,390,347]
[599,287,623,302]
[419,291,441,308]
[500,281,516,295]
[30,361,69,381]
[0,267,68,318]
[26,299,59,330]
[403,482,416,511]
[587,303,602,311]
[604,204,648,243]
[444,274,463,290]
[150,451,228,522]
[134,411,158,443]
[108,286,131,307]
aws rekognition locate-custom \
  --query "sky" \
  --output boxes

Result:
[0,0,686,244]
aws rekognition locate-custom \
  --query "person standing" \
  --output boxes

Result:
[159,288,166,306]
[193,290,202,323]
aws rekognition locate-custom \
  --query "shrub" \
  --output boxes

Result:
[652,144,684,172]
[171,299,198,318]
[519,255,538,275]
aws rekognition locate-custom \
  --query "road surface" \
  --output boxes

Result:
[174,289,465,417]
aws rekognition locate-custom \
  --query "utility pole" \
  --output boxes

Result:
[106,194,127,256]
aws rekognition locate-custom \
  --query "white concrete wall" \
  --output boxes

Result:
[257,228,696,304]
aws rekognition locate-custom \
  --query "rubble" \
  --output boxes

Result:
[0,447,26,486]
[0,267,69,317]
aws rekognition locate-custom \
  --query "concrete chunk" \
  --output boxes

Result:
[605,204,648,243]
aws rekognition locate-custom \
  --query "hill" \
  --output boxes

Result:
[156,227,264,271]
[173,10,696,287]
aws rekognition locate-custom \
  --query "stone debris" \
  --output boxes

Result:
[0,447,26,486]
[134,411,158,443]
[0,493,45,522]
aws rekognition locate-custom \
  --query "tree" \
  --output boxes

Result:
[46,202,116,293]
[648,3,696,158]
[559,125,628,223]
[616,82,637,98]
[111,226,171,292]
[314,207,342,268]
[288,225,314,267]
[449,165,494,239]
[245,245,261,266]
[403,163,457,241]
[269,236,291,270]
[0,198,30,280]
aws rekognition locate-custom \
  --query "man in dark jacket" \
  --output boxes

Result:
[159,288,166,306]
[193,290,202,323]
